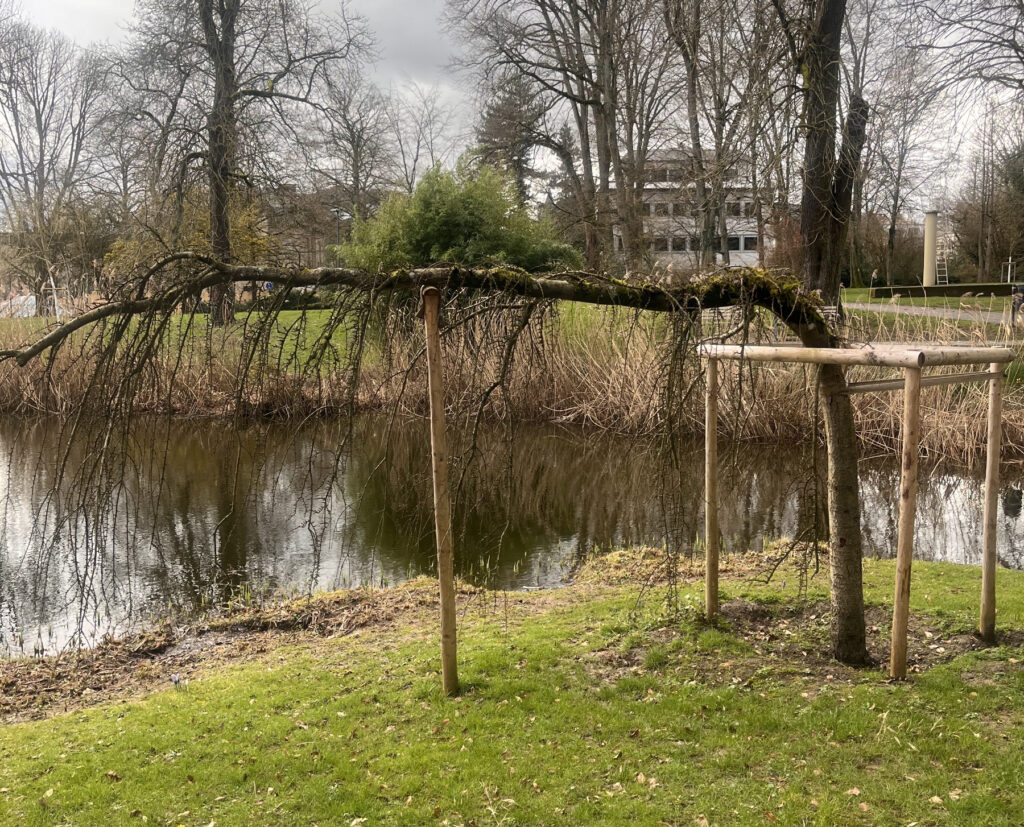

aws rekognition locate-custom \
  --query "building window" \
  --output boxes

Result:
[654,237,669,252]
[743,236,759,251]
[667,166,684,183]
[728,236,741,251]
[672,237,687,252]
[727,201,742,217]
[743,201,756,218]
[654,202,670,217]
[689,235,701,251]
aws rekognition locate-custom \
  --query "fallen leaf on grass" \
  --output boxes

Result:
[845,787,860,796]
[859,802,870,811]
[929,796,944,805]
[105,771,121,782]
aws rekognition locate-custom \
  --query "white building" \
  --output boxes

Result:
[613,149,768,269]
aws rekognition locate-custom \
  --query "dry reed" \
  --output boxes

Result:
[0,300,1020,466]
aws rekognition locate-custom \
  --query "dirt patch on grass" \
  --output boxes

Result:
[573,546,771,587]
[721,599,1023,678]
[584,596,1024,694]
[0,577,481,724]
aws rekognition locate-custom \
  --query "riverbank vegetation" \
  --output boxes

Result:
[2,552,1024,824]
[0,296,1020,465]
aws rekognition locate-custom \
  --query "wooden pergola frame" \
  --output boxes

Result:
[698,342,1015,679]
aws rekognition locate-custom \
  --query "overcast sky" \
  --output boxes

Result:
[24,0,460,89]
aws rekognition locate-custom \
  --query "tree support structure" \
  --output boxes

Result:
[700,342,1013,680]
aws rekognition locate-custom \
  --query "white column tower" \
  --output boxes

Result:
[923,211,938,287]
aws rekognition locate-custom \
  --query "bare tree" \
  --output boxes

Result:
[387,82,462,195]
[318,68,396,222]
[664,0,775,266]
[0,23,104,313]
[844,0,947,286]
[922,0,1024,94]
[120,0,371,324]
[952,100,1024,281]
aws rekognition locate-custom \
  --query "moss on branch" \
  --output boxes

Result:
[0,254,830,366]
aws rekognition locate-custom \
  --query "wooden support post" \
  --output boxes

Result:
[421,286,458,696]
[890,366,922,680]
[705,357,719,621]
[980,362,1002,643]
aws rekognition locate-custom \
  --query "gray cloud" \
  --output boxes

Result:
[25,0,130,44]
[348,0,456,86]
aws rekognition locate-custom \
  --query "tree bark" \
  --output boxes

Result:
[821,365,867,662]
[788,0,871,664]
[200,0,239,327]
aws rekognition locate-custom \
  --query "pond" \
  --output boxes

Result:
[1,416,1022,655]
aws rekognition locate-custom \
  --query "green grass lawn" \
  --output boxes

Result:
[843,287,1010,313]
[3,556,1024,825]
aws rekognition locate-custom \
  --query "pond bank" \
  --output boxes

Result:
[6,417,1024,657]
[2,553,1024,824]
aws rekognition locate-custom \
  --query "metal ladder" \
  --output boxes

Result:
[936,241,949,285]
[1002,257,1016,284]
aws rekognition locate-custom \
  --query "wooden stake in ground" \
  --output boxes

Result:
[421,286,458,695]
[705,357,720,620]
[890,366,922,679]
[980,362,1003,643]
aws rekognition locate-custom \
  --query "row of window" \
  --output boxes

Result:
[650,201,757,218]
[647,165,739,183]
[650,235,759,253]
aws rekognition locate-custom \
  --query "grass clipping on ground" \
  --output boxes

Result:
[2,554,1024,825]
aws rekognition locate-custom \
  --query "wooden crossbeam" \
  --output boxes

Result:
[843,370,1001,395]
[699,342,1014,369]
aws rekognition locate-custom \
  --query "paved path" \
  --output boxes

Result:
[846,302,1011,326]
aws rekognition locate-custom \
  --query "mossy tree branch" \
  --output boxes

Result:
[0,252,831,366]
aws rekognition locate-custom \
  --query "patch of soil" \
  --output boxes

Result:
[573,547,768,587]
[0,577,480,724]
[584,597,1024,695]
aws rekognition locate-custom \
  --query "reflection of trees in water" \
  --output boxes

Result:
[0,416,1022,654]
[345,420,681,586]
[858,463,1024,569]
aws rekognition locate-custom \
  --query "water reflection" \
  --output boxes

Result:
[0,417,1019,654]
